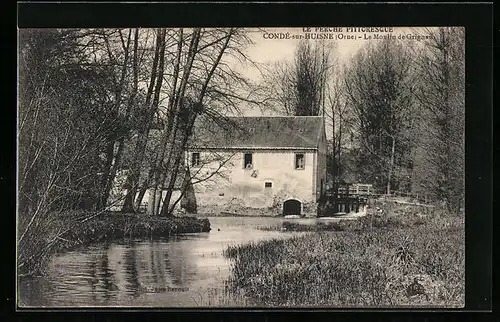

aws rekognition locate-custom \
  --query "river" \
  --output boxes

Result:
[18,216,351,307]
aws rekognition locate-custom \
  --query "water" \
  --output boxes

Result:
[18,216,346,307]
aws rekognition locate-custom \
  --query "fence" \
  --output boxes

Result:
[320,193,368,215]
[370,190,431,205]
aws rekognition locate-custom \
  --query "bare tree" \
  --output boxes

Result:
[16,27,259,275]
[343,39,415,192]
[159,28,239,216]
[111,28,258,216]
[324,70,354,190]
[18,29,126,275]
[413,27,465,212]
[96,28,134,210]
[121,28,167,213]
[294,40,331,116]
[262,40,333,116]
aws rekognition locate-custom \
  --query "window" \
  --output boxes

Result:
[191,152,200,167]
[244,153,253,169]
[295,153,305,169]
[265,182,272,188]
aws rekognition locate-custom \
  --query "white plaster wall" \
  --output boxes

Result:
[107,188,181,213]
[142,189,182,213]
[188,150,316,209]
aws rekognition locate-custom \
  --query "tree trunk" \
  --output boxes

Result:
[181,174,197,214]
[122,29,164,213]
[147,28,168,216]
[98,29,132,210]
[161,29,233,216]
[160,120,191,216]
[150,28,186,216]
[158,29,202,216]
[134,153,159,211]
[102,29,139,210]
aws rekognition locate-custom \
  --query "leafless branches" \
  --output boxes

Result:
[261,40,333,116]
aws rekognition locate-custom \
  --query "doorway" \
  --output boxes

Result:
[283,199,301,216]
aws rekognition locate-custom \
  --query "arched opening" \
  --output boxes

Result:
[283,199,301,216]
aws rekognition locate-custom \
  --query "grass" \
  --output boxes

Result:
[223,201,464,307]
[258,221,346,232]
[188,283,251,307]
[17,211,211,277]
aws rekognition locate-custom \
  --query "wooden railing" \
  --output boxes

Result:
[320,193,368,215]
[370,190,431,205]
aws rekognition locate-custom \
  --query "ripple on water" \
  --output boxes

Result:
[19,216,302,307]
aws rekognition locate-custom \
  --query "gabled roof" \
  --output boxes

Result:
[189,116,324,150]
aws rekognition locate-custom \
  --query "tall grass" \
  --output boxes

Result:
[224,203,464,307]
[258,221,345,232]
[189,283,251,307]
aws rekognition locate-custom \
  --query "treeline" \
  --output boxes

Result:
[17,27,465,275]
[18,28,257,275]
[265,27,465,213]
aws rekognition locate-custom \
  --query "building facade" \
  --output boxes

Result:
[185,116,327,217]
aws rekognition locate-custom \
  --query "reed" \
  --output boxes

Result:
[224,203,464,307]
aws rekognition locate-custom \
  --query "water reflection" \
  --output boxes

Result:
[18,216,340,307]
[124,247,140,297]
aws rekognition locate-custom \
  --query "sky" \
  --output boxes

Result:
[239,27,432,74]
[244,27,364,70]
[230,27,436,116]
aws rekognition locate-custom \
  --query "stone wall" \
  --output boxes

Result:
[175,200,319,217]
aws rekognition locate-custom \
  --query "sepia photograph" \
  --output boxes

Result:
[17,26,465,308]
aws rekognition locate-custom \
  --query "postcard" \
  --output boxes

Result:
[17,26,465,308]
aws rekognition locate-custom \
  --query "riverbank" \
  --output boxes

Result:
[224,202,464,307]
[19,215,308,307]
[18,212,210,277]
